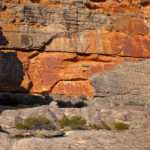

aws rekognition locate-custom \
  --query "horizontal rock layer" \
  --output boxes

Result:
[0,0,150,98]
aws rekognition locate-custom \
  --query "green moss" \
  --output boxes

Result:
[16,123,28,130]
[113,122,129,130]
[90,121,129,131]
[15,116,55,130]
[59,116,87,130]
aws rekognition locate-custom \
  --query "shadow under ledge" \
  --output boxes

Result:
[0,92,52,107]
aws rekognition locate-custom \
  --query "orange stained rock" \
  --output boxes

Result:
[115,34,150,57]
[52,80,95,98]
[60,54,123,79]
[29,53,77,93]
[42,0,63,8]
[1,24,23,32]
[99,32,123,55]
[112,16,150,35]
[109,3,139,14]
[1,0,150,98]
[86,1,140,15]
[99,32,150,57]
[45,30,150,57]
[59,61,104,80]
[0,12,14,22]
[28,51,123,96]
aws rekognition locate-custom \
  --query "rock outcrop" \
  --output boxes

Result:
[0,1,150,149]
[1,0,150,98]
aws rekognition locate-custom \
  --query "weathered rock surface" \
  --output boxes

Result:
[0,90,149,149]
[0,1,150,149]
[12,130,150,150]
[0,129,149,150]
[0,60,150,149]
[0,0,150,97]
[91,60,150,97]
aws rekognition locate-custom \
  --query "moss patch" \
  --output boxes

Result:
[16,116,55,130]
[90,121,129,131]
[113,122,129,130]
[59,116,87,130]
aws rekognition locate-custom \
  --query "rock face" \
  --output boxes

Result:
[1,1,150,149]
[0,130,150,150]
[11,130,150,150]
[1,0,150,98]
[91,60,150,97]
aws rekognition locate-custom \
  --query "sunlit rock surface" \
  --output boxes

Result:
[1,0,150,98]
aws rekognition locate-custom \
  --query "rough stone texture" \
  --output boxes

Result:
[0,85,149,149]
[0,105,57,129]
[0,129,150,150]
[1,0,150,97]
[11,130,150,150]
[0,1,150,149]
[91,60,150,97]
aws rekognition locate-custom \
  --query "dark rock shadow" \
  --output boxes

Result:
[0,27,8,45]
[0,93,52,107]
[0,52,24,92]
[0,28,52,108]
[0,29,84,109]
[0,28,24,92]
[0,52,52,108]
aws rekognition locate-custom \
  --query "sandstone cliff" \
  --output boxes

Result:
[1,0,150,98]
[0,1,150,149]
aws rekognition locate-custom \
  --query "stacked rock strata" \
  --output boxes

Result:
[0,0,150,99]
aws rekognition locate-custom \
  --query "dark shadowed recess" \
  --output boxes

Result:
[0,93,52,107]
[0,28,86,108]
[50,94,88,108]
[0,28,24,92]
[0,27,8,45]
[0,93,87,108]
[0,52,25,92]
[0,28,52,107]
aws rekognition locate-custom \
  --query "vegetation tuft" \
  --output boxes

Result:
[113,122,129,130]
[90,121,129,131]
[59,116,87,130]
[16,116,55,130]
